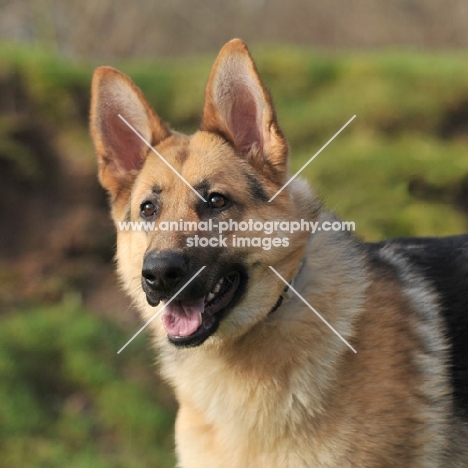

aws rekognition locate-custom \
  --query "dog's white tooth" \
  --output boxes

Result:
[206,292,215,302]
[213,279,223,293]
[199,312,203,324]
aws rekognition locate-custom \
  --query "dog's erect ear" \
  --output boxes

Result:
[202,39,288,179]
[90,67,170,197]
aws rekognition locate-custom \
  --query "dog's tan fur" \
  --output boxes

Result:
[90,40,468,467]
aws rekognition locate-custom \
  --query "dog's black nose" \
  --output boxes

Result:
[142,251,187,296]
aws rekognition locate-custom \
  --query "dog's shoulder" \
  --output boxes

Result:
[365,234,468,420]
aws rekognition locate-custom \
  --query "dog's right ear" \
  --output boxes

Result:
[90,67,170,197]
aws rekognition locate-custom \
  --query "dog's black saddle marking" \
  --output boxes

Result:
[368,234,468,419]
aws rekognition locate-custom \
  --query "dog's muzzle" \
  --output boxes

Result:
[141,250,246,347]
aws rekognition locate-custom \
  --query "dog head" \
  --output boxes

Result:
[90,39,320,349]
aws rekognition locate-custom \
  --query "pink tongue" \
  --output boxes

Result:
[161,298,205,337]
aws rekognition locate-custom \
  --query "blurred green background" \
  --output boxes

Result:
[1,1,468,467]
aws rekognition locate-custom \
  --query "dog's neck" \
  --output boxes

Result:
[269,258,306,315]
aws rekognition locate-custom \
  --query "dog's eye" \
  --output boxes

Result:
[140,201,157,218]
[208,193,228,209]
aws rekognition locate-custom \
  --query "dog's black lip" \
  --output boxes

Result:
[168,271,246,348]
[145,295,161,307]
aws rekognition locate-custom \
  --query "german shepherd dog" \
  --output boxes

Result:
[90,40,468,467]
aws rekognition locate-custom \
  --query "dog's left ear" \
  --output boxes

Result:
[202,39,288,180]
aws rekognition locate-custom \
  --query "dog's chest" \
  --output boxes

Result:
[165,355,342,468]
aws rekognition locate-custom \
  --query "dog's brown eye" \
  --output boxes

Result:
[208,193,227,209]
[141,201,156,217]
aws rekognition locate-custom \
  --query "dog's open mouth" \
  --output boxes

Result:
[161,273,242,347]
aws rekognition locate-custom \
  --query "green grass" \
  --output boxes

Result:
[0,298,175,468]
[297,133,468,240]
